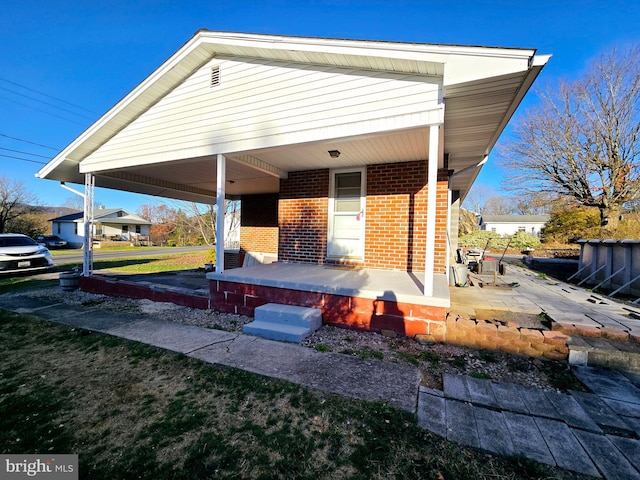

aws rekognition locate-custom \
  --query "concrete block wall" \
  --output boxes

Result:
[445,314,569,361]
[210,280,447,336]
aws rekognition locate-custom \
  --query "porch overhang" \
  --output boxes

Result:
[36,31,549,204]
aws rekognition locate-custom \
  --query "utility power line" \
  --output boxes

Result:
[0,85,95,120]
[0,133,60,151]
[0,153,47,165]
[0,147,51,159]
[0,94,86,126]
[0,76,99,115]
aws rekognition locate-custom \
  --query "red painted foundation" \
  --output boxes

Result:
[210,279,446,337]
[80,275,209,310]
[79,275,447,337]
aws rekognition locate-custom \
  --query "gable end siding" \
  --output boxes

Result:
[82,56,442,171]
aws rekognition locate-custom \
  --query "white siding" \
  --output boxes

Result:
[82,56,442,171]
[55,222,83,247]
[482,222,545,236]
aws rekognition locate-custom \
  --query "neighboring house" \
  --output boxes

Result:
[50,208,151,247]
[37,31,548,335]
[480,215,549,236]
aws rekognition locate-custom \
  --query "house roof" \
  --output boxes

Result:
[481,215,549,224]
[50,208,151,225]
[37,30,549,203]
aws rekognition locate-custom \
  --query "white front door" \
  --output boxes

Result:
[328,168,366,259]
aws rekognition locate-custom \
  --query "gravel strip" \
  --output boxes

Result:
[19,287,582,393]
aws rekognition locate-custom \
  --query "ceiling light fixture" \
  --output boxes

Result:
[328,150,341,158]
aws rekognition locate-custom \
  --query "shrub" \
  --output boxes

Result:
[205,249,216,264]
[458,231,541,251]
[541,206,600,243]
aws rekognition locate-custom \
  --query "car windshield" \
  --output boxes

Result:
[0,236,38,247]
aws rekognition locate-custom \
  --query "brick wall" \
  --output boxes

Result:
[278,169,329,264]
[240,194,278,255]
[276,163,449,272]
[210,279,446,335]
[240,226,278,254]
[364,162,449,273]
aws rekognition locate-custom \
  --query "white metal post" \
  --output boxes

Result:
[60,176,93,276]
[216,154,226,274]
[83,173,94,276]
[424,125,439,296]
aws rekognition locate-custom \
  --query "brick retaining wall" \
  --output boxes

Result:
[443,314,569,360]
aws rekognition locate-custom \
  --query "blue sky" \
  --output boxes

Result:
[2,0,639,212]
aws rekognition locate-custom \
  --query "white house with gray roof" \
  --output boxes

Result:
[480,214,549,236]
[50,208,151,247]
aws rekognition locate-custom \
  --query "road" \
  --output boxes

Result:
[52,245,212,266]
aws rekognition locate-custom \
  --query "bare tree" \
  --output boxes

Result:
[500,46,640,230]
[0,176,42,234]
[483,195,516,215]
[184,200,241,246]
[462,184,495,214]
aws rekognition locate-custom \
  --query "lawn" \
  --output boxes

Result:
[0,309,584,479]
[0,251,209,294]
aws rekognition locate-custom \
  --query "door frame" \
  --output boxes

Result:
[327,167,366,260]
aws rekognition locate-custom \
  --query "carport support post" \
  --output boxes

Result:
[83,173,94,276]
[424,124,439,297]
[215,154,226,274]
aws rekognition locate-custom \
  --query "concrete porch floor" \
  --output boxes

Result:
[207,262,450,308]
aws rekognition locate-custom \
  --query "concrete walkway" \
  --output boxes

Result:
[418,369,640,478]
[1,290,640,478]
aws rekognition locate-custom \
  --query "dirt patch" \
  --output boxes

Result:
[473,309,549,329]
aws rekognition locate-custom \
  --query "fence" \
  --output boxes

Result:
[571,240,640,301]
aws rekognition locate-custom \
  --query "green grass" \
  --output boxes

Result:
[341,347,384,360]
[0,251,207,295]
[0,311,578,479]
[55,252,207,274]
[396,350,441,365]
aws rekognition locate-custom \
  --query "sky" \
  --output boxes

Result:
[2,0,639,213]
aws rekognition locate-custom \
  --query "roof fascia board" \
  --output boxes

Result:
[36,32,217,180]
[200,31,536,63]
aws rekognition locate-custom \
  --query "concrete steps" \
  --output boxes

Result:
[243,303,322,343]
[568,336,640,374]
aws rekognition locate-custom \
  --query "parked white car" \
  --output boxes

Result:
[0,233,54,274]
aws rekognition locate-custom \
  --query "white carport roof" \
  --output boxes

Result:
[37,30,549,203]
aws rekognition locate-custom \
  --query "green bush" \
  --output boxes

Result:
[458,230,541,251]
[457,230,503,249]
[541,206,600,243]
[205,249,216,264]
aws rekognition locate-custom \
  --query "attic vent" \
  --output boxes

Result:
[210,66,220,87]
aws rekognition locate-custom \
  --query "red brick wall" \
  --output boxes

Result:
[240,194,279,255]
[240,226,278,255]
[210,279,446,336]
[278,169,329,264]
[276,164,449,272]
[434,170,449,274]
[364,162,449,273]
